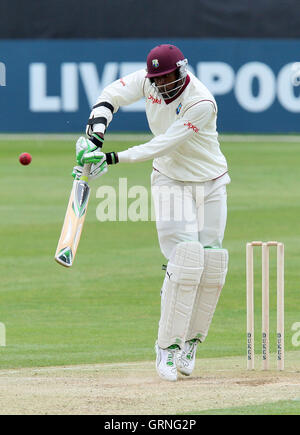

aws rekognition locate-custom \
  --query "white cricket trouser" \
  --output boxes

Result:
[151,170,230,259]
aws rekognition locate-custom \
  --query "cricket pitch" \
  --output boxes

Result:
[0,351,299,415]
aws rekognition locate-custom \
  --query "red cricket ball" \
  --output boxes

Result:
[19,152,32,165]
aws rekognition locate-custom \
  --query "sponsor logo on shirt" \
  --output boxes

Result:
[148,94,162,104]
[184,121,199,133]
[176,103,182,115]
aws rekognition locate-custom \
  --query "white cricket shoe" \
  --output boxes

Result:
[176,339,199,376]
[155,342,178,382]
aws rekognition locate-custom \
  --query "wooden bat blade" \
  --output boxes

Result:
[55,178,91,267]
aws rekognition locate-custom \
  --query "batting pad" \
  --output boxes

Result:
[158,241,204,349]
[186,248,228,342]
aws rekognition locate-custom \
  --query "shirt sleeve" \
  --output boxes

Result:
[118,100,216,163]
[88,69,146,134]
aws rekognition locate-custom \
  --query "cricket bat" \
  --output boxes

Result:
[55,163,92,267]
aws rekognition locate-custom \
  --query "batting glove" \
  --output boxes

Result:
[76,136,98,166]
[72,160,108,181]
[81,148,106,165]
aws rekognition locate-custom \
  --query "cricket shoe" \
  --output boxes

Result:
[155,341,179,382]
[176,339,199,376]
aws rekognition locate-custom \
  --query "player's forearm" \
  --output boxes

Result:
[116,125,190,163]
[116,146,163,163]
[104,148,152,165]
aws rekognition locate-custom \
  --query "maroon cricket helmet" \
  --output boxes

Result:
[146,44,186,78]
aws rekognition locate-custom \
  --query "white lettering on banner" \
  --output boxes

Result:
[197,62,235,95]
[30,63,61,111]
[199,61,300,113]
[235,62,276,112]
[277,63,300,112]
[30,62,119,112]
[62,63,78,111]
[78,62,118,107]
[0,62,6,86]
[29,61,300,114]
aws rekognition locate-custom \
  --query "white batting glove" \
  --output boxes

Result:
[76,136,98,166]
[72,161,108,181]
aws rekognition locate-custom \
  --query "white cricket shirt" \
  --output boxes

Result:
[91,70,228,182]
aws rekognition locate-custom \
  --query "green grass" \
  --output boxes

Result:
[192,400,300,415]
[0,135,300,414]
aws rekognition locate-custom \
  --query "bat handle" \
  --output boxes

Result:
[80,163,92,181]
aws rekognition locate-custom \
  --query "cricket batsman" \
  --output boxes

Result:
[74,44,230,381]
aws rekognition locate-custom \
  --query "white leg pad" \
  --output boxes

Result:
[158,241,204,349]
[186,248,228,342]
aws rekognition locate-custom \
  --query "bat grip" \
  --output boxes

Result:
[80,163,91,181]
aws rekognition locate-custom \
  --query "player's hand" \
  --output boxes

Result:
[82,148,106,165]
[72,160,108,181]
[72,165,83,180]
[76,136,98,166]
